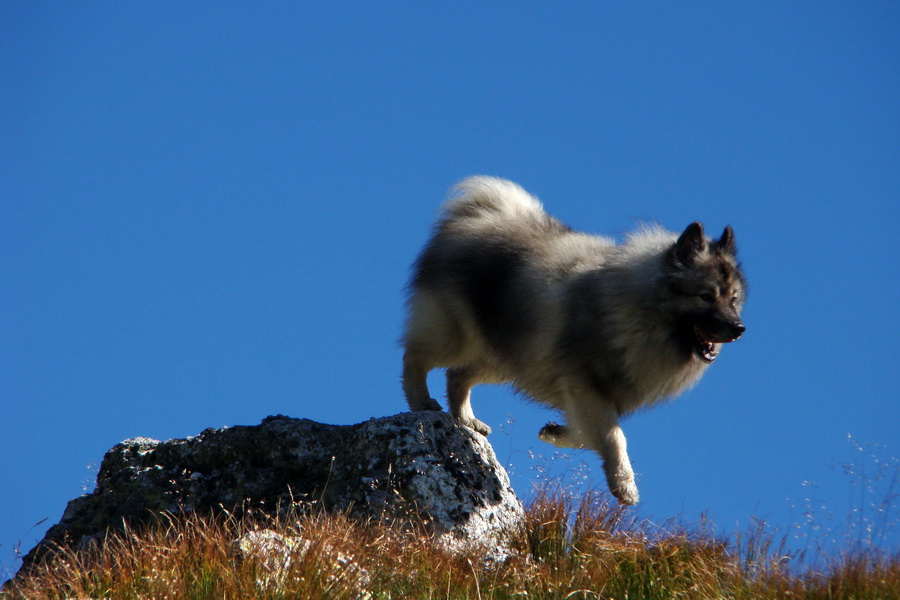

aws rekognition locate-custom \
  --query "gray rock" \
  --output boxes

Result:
[14,412,523,579]
[235,529,372,598]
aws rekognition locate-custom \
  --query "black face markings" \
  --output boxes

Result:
[717,259,747,305]
[718,263,731,284]
[662,238,746,362]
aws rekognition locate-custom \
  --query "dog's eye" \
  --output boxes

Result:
[699,293,715,303]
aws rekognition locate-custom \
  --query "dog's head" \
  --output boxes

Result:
[665,222,746,363]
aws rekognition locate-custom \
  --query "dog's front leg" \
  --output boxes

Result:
[595,420,639,505]
[543,382,639,505]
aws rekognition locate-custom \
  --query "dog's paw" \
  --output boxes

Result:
[538,422,584,448]
[458,416,492,436]
[409,397,443,412]
[538,422,567,444]
[611,478,640,506]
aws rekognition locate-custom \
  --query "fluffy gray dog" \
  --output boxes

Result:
[402,177,746,504]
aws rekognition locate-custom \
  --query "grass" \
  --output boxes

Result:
[3,487,898,600]
[6,434,898,598]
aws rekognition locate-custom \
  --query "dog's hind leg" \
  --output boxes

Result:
[402,291,459,412]
[447,366,492,436]
[402,350,442,412]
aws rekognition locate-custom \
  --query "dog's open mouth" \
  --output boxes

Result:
[694,328,719,363]
[694,326,741,363]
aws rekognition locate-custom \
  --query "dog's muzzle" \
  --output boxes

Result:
[694,321,744,363]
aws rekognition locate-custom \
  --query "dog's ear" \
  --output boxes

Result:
[672,222,706,266]
[717,226,737,257]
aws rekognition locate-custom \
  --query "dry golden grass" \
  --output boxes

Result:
[4,489,898,599]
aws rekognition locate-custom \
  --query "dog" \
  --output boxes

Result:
[401,176,746,504]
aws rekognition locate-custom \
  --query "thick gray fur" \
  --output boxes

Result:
[402,176,746,504]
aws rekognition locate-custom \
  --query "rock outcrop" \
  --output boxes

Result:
[15,412,523,579]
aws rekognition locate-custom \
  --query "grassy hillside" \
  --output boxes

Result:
[4,488,898,600]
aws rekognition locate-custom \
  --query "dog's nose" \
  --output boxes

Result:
[731,322,746,338]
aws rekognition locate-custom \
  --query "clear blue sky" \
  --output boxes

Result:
[2,3,898,577]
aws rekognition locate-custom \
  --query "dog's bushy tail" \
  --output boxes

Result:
[442,176,546,221]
